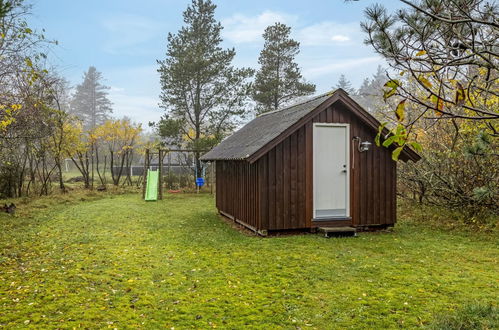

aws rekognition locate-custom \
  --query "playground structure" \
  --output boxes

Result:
[142,148,211,201]
[144,169,159,201]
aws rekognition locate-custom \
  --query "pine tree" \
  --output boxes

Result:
[369,66,387,93]
[334,74,356,94]
[70,66,113,130]
[354,66,392,118]
[253,22,315,114]
[355,77,374,111]
[357,77,371,97]
[157,0,253,176]
[361,0,498,150]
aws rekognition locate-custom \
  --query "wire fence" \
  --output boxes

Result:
[63,150,215,191]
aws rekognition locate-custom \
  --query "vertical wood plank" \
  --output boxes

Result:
[326,106,333,122]
[227,162,231,215]
[225,161,230,212]
[225,162,228,213]
[252,163,255,226]
[337,105,344,123]
[321,110,327,122]
[248,163,251,224]
[305,122,313,224]
[352,122,360,226]
[386,155,392,225]
[360,135,367,225]
[244,163,248,223]
[312,113,320,123]
[348,117,359,225]
[240,163,243,220]
[290,132,298,228]
[282,138,290,229]
[259,157,268,229]
[379,149,386,224]
[297,127,306,227]
[332,105,338,122]
[240,162,243,220]
[275,143,283,230]
[367,138,373,224]
[373,146,380,225]
[268,149,276,230]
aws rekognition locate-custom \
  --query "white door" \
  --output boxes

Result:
[313,124,350,219]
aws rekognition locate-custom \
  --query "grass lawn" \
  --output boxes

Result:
[0,193,497,329]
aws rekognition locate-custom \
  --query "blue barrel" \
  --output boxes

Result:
[195,177,205,187]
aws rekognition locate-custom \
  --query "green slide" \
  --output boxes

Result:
[145,170,159,201]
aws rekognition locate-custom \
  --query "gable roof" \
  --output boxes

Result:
[200,89,420,163]
[201,93,332,161]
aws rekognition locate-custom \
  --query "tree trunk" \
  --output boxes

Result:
[56,159,65,192]
[90,144,95,189]
[115,152,127,186]
[110,150,116,185]
[125,151,133,186]
[195,153,202,180]
[95,147,106,185]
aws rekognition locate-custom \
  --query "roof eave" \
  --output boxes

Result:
[336,91,421,163]
[202,89,421,163]
[247,89,421,163]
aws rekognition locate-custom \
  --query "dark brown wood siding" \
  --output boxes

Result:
[256,124,309,230]
[215,160,260,230]
[215,100,397,231]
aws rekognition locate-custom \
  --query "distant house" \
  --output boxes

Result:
[201,89,420,235]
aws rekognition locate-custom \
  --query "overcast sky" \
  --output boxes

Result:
[28,0,403,128]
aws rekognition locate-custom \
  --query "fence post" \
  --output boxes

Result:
[168,152,171,190]
[142,149,149,199]
[158,148,163,200]
[210,161,214,195]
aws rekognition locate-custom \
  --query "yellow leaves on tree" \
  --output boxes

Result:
[465,68,498,117]
[395,99,406,122]
[93,119,143,155]
[415,50,427,57]
[62,121,90,158]
[0,104,22,131]
[182,127,214,142]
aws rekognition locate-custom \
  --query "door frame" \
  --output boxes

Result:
[312,123,351,220]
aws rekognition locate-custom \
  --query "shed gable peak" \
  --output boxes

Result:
[200,89,420,163]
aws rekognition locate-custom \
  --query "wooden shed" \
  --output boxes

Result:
[200,89,420,235]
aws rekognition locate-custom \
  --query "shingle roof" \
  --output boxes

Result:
[200,92,334,161]
[201,89,421,163]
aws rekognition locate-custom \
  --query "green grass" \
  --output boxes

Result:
[427,302,498,330]
[0,194,497,329]
[399,199,498,233]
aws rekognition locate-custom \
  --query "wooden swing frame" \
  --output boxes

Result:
[141,148,211,200]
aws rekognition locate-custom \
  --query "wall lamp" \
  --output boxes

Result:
[352,136,372,153]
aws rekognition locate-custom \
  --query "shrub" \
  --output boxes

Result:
[399,122,498,222]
